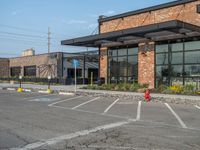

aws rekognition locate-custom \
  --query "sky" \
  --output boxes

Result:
[0,0,175,57]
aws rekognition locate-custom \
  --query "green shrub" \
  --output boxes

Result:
[182,84,196,95]
[169,85,183,94]
[157,84,168,92]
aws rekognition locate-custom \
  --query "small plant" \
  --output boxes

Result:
[169,85,183,94]
[157,84,168,92]
[182,84,196,95]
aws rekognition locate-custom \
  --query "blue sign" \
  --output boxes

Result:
[72,59,80,67]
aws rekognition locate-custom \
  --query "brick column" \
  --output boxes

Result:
[100,47,108,84]
[138,42,155,89]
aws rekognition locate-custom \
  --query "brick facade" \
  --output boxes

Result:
[0,58,10,77]
[9,53,62,78]
[100,1,200,33]
[99,47,108,83]
[99,0,200,88]
[138,42,155,89]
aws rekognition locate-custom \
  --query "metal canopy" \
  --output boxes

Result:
[61,20,200,48]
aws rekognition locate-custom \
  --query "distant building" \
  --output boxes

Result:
[0,51,99,84]
[0,58,9,77]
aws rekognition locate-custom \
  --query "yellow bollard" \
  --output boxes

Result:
[47,88,53,94]
[17,88,23,93]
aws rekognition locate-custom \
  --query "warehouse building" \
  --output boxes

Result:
[62,0,200,89]
[0,49,99,84]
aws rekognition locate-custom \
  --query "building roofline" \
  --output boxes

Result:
[8,50,99,59]
[61,20,200,47]
[99,0,198,23]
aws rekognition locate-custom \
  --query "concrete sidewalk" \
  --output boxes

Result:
[0,83,200,104]
[0,83,85,91]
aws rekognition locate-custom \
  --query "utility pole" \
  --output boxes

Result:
[48,27,51,53]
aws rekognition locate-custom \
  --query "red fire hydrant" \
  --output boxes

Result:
[144,89,151,102]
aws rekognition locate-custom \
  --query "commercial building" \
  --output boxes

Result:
[0,58,9,77]
[62,0,200,89]
[0,49,99,84]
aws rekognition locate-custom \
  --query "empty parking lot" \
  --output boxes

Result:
[0,90,200,150]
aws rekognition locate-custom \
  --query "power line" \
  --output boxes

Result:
[0,23,68,38]
[0,37,48,47]
[0,31,46,39]
[0,24,47,34]
[0,34,47,41]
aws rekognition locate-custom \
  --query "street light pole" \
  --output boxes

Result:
[48,75,51,90]
[19,75,22,88]
[47,75,53,94]
[17,75,23,93]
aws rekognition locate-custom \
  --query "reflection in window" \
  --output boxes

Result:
[109,50,117,57]
[119,67,127,76]
[170,52,183,64]
[108,57,117,68]
[118,57,127,67]
[24,66,36,77]
[185,51,200,64]
[185,65,200,77]
[156,53,168,65]
[171,43,183,52]
[108,47,138,83]
[128,48,138,55]
[185,41,200,50]
[156,44,168,53]
[170,65,183,77]
[118,49,127,56]
[156,66,169,77]
[10,67,21,77]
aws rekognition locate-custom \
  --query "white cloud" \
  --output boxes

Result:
[62,19,87,24]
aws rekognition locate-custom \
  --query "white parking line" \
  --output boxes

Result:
[23,93,57,100]
[165,103,187,129]
[72,97,100,109]
[15,121,130,150]
[136,101,142,121]
[48,96,83,107]
[51,105,132,120]
[195,105,200,110]
[103,98,120,114]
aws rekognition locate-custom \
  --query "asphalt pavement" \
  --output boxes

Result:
[0,90,200,150]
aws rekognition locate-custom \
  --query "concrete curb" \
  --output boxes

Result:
[7,88,16,91]
[59,92,75,96]
[0,86,199,105]
[23,89,32,92]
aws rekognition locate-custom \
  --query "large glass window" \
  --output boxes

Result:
[156,40,200,88]
[24,66,36,77]
[185,65,200,77]
[108,47,138,83]
[10,67,21,77]
[156,44,168,53]
[185,51,200,64]
[171,52,183,64]
[156,53,168,65]
[67,69,82,78]
[185,41,200,50]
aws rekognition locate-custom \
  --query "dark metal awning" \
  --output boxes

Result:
[61,20,200,48]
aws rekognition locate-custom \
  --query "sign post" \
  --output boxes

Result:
[72,59,80,93]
